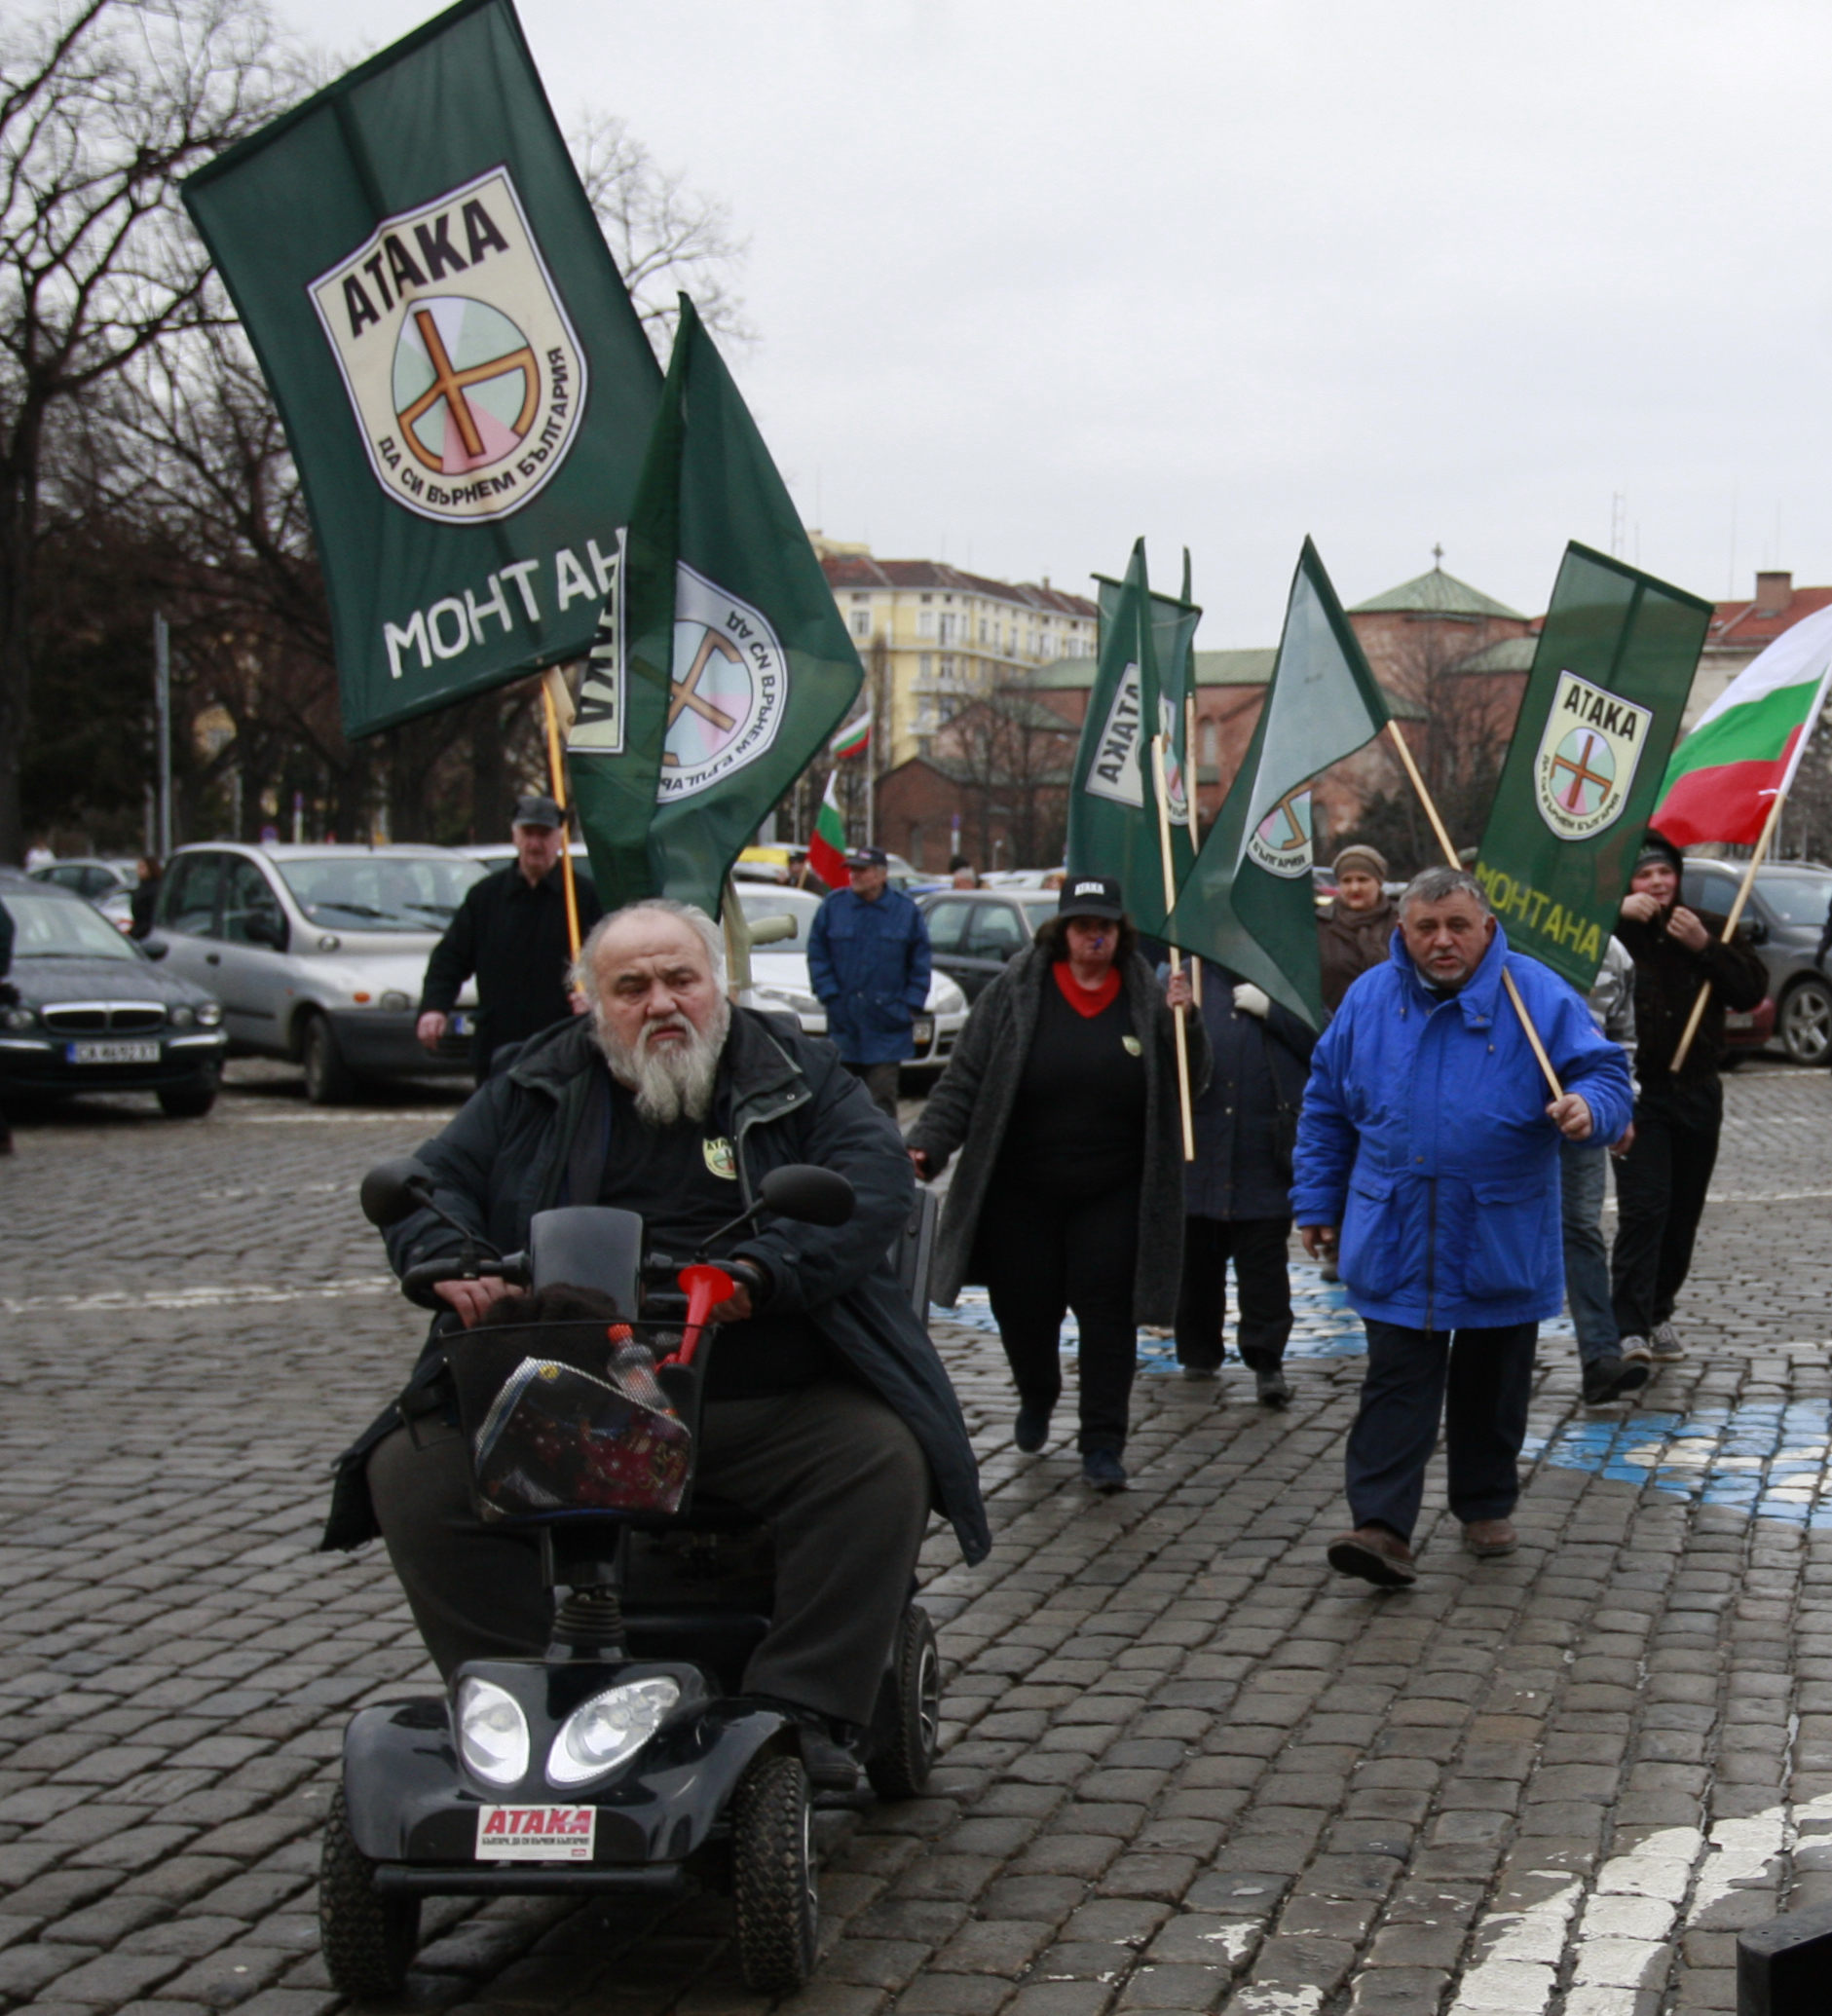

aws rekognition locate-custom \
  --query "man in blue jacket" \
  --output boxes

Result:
[1291,866,1634,1587]
[806,846,932,1121]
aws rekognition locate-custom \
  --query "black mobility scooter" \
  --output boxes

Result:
[320,1159,943,1997]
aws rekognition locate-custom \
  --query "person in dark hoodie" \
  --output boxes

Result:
[1610,832,1767,1368]
[335,898,988,1793]
[1173,958,1316,1407]
[1317,844,1397,1015]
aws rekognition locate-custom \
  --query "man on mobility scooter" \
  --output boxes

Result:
[319,899,990,1992]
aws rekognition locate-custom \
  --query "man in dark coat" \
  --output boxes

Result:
[806,846,931,1120]
[1610,832,1768,1367]
[417,795,604,1082]
[1175,959,1315,1406]
[346,899,986,1787]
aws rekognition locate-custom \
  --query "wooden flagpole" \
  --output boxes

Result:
[1151,733,1197,1161]
[1669,787,1785,1072]
[1383,720,1564,1101]
[541,668,582,959]
[1185,693,1202,1007]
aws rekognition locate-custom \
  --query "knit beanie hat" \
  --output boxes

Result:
[1331,844,1388,882]
[1633,831,1683,877]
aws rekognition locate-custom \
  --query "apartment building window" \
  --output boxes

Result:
[918,654,933,679]
[917,611,936,639]
[940,655,955,682]
[850,609,872,638]
[939,613,957,644]
[979,616,989,644]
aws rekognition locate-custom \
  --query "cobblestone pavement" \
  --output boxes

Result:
[1,1056,1829,2016]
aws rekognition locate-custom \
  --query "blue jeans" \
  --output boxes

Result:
[1559,1139,1618,1365]
[1346,1320,1538,1543]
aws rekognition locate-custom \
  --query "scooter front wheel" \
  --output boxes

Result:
[731,1751,819,1993]
[318,1784,422,1996]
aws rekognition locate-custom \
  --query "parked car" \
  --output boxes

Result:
[147,843,486,1103]
[916,886,1064,1001]
[0,871,227,1116]
[29,857,139,902]
[731,884,967,1073]
[1680,858,1832,1066]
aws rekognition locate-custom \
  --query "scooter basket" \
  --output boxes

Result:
[441,1319,702,1523]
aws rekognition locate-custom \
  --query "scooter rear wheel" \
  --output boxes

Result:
[731,1751,819,1993]
[867,1603,941,1801]
[318,1785,421,1997]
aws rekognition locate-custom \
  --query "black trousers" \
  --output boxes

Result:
[1345,1319,1538,1543]
[367,1380,929,1727]
[1175,1215,1294,1370]
[1610,1080,1722,1339]
[977,1179,1140,1454]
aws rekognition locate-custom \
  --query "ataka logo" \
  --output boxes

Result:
[1246,786,1313,879]
[1082,666,1188,824]
[659,567,788,801]
[309,168,586,526]
[1533,671,1652,841]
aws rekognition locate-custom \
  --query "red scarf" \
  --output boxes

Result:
[1054,960,1122,1018]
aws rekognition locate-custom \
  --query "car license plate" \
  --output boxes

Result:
[65,1041,160,1064]
[475,1805,595,1860]
[448,1011,469,1035]
[1724,1011,1753,1029]
[912,1018,934,1047]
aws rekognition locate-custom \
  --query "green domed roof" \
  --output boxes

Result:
[1349,562,1524,621]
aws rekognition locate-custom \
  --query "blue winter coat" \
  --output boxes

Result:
[1290,923,1634,1331]
[806,886,932,1065]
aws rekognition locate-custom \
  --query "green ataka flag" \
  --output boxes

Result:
[1474,542,1711,990]
[1168,540,1390,1027]
[1067,541,1192,935]
[569,298,864,917]
[182,0,661,739]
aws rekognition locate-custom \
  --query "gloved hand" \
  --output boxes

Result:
[1232,983,1270,1019]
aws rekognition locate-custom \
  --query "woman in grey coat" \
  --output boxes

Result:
[906,876,1209,1493]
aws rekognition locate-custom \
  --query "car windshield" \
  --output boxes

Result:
[3,891,139,960]
[274,855,485,931]
[735,886,825,944]
[1756,871,1832,926]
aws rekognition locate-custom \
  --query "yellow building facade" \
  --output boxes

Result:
[812,535,1099,770]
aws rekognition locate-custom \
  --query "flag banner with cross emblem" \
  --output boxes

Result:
[1474,543,1710,991]
[1167,541,1390,1028]
[182,0,662,739]
[568,297,864,916]
[1066,540,1194,938]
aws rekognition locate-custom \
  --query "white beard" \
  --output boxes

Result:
[595,996,730,1126]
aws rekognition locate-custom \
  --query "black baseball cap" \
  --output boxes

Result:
[1058,875,1125,922]
[845,846,888,869]
[512,794,564,830]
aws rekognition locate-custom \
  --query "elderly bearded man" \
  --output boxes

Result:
[332,899,989,1786]
[1291,867,1634,1587]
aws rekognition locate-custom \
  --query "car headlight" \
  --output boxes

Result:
[195,1003,224,1028]
[547,1676,679,1786]
[754,986,823,1019]
[930,976,967,1015]
[379,989,411,1011]
[457,1676,531,1787]
[168,1004,195,1028]
[2,1005,35,1030]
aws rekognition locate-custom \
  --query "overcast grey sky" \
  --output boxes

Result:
[283,0,1832,645]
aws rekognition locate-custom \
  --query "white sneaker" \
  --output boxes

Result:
[1620,1335,1652,1363]
[1649,1322,1686,1362]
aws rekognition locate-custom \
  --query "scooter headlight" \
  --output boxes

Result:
[547,1677,680,1786]
[456,1677,530,1787]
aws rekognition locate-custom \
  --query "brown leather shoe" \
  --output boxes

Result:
[1463,1517,1517,1557]
[1327,1526,1417,1587]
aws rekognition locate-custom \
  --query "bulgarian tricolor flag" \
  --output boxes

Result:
[829,706,871,761]
[1653,604,1832,845]
[806,771,848,887]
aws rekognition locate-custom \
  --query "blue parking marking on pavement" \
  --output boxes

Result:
[934,1263,1578,1366]
[1522,1401,1832,1525]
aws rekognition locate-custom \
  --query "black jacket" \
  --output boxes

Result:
[1182,958,1316,1222]
[420,861,604,1068]
[906,948,1212,1325]
[325,1008,990,1565]
[1618,903,1767,1090]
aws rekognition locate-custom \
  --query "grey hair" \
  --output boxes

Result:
[570,898,727,1000]
[1398,866,1490,917]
